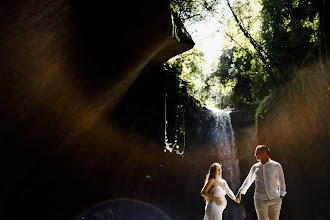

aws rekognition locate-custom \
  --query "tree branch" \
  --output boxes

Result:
[226,0,281,84]
[224,32,266,69]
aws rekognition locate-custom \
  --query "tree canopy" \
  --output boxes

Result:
[169,0,327,109]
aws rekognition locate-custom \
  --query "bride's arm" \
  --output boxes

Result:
[223,180,238,202]
[201,179,222,205]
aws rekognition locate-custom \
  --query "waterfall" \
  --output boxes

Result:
[207,107,246,219]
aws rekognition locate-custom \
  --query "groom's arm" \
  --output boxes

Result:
[277,163,287,199]
[238,165,256,196]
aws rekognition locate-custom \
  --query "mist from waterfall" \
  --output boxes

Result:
[206,107,246,219]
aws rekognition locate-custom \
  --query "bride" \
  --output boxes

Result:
[201,163,239,220]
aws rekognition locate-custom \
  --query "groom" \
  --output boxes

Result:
[236,145,286,220]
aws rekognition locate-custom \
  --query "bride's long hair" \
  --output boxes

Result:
[203,163,222,204]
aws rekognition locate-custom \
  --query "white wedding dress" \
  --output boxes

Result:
[203,181,227,220]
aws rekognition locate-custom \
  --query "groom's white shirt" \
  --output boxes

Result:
[239,158,286,200]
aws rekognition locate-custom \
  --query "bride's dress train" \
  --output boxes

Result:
[203,182,227,220]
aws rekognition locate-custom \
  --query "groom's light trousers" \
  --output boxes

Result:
[254,198,282,220]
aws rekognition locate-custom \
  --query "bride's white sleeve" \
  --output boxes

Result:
[239,165,256,195]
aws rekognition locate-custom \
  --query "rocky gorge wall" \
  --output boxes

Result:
[228,60,330,220]
[1,1,194,219]
[118,60,330,219]
[256,61,330,219]
[2,1,329,219]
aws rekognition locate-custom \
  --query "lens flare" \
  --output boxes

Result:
[76,199,170,220]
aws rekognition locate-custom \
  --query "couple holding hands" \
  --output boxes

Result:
[201,145,286,220]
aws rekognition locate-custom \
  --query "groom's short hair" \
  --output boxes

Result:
[256,145,270,155]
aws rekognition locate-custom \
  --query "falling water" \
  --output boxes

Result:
[207,107,246,219]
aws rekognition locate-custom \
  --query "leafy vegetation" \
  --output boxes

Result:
[169,0,327,109]
[166,48,235,109]
[171,0,221,22]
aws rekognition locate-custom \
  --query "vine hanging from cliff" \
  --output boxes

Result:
[164,94,186,156]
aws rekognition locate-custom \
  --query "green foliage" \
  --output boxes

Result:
[171,0,220,23]
[214,0,322,108]
[171,3,195,45]
[165,48,235,109]
[255,92,273,133]
[168,0,324,110]
[261,0,320,77]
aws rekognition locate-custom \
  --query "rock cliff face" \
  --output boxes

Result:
[2,1,329,219]
[1,1,193,219]
[229,62,330,220]
[256,62,330,219]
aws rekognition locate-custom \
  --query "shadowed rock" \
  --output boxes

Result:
[1,1,193,219]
